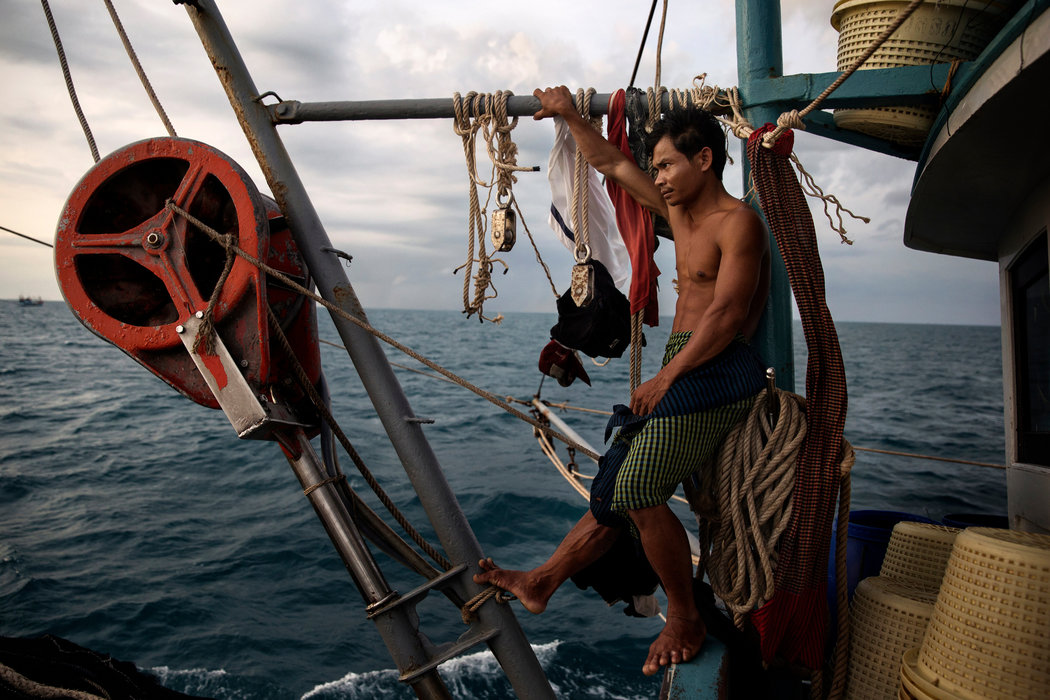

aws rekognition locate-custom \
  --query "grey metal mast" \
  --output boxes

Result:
[176,1,555,698]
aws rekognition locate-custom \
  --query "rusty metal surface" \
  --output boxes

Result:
[55,137,320,412]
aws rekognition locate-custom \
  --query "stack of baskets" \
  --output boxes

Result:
[845,521,960,699]
[843,521,1050,699]
[899,528,1050,699]
[830,0,1014,146]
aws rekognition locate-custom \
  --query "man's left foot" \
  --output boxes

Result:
[642,614,706,676]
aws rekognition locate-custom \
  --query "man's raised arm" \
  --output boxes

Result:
[533,86,666,217]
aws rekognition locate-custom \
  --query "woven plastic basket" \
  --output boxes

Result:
[900,648,963,700]
[880,521,960,592]
[846,576,938,700]
[830,0,1011,145]
[917,528,1050,700]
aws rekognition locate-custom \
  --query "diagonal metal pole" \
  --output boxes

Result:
[176,1,555,698]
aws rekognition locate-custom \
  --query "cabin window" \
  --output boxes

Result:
[1010,231,1050,466]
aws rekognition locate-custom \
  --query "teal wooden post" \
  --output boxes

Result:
[736,0,795,391]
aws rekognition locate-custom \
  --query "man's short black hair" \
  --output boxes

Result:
[645,108,727,181]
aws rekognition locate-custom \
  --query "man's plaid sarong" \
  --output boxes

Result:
[590,332,764,526]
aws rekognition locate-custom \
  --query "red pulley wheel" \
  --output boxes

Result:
[55,137,269,353]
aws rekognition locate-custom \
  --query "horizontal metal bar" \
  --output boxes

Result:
[269,63,959,125]
[268,91,730,124]
[739,63,957,110]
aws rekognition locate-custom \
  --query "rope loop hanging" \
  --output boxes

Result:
[451,91,541,322]
[570,88,601,267]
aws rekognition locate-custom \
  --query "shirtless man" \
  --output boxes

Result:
[475,86,770,677]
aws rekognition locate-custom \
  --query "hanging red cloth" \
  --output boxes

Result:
[746,124,848,669]
[605,89,659,326]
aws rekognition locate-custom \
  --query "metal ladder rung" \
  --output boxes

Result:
[367,563,468,619]
[399,626,500,684]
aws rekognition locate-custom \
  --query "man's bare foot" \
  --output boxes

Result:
[642,614,706,676]
[472,558,551,614]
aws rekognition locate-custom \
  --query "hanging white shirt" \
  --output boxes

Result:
[546,116,631,290]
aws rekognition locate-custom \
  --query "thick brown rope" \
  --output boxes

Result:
[192,233,235,355]
[165,201,600,464]
[707,388,806,624]
[460,585,510,623]
[653,0,668,91]
[0,662,105,700]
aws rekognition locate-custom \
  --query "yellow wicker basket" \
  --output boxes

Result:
[830,0,1012,145]
[846,576,938,700]
[879,521,960,592]
[917,528,1050,700]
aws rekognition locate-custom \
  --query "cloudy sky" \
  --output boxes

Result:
[0,0,1001,325]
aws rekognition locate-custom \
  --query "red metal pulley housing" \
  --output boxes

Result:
[54,137,321,416]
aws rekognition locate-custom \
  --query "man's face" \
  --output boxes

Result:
[652,136,710,208]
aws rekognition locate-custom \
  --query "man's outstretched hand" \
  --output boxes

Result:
[533,86,576,120]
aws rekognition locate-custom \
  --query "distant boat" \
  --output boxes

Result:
[18,295,43,306]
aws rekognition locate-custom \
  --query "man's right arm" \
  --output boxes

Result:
[534,86,667,218]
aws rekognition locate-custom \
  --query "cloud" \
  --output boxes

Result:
[0,1,1001,327]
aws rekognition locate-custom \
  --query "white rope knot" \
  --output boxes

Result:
[778,109,805,130]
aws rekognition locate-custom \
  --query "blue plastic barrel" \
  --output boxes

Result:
[942,513,1009,529]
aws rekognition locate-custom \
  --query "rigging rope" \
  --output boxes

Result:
[165,201,601,464]
[652,0,669,93]
[628,0,660,88]
[0,225,54,249]
[102,0,177,138]
[40,0,99,163]
[265,305,452,570]
[722,88,867,244]
[762,0,926,148]
[570,88,601,267]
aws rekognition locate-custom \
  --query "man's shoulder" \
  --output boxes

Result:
[714,201,765,245]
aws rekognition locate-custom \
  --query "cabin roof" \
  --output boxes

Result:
[904,6,1050,261]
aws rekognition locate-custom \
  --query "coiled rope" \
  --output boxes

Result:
[705,388,807,624]
[696,388,854,700]
[0,663,104,700]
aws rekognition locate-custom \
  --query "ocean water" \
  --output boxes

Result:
[0,301,1006,698]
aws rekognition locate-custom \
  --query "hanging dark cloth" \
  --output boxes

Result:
[745,125,848,669]
[606,89,660,327]
[624,87,673,241]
